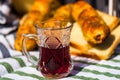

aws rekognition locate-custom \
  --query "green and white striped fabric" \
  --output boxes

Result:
[0,53,39,76]
[0,20,120,80]
[0,52,120,80]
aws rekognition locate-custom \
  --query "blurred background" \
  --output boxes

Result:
[0,0,119,14]
[66,0,120,17]
[0,0,120,26]
[7,0,120,17]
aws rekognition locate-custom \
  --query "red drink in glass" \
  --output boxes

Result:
[38,46,73,78]
[22,19,73,79]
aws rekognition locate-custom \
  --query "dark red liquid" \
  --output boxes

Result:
[38,46,72,78]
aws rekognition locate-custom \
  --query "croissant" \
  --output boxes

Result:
[14,0,61,51]
[38,3,74,30]
[53,3,73,22]
[72,0,110,44]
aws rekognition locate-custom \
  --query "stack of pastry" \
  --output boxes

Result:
[14,0,120,60]
[14,0,61,51]
[70,1,120,60]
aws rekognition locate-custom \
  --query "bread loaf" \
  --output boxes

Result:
[14,0,61,51]
[72,1,110,45]
[70,12,120,60]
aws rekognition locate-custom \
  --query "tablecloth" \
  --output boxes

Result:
[0,29,120,80]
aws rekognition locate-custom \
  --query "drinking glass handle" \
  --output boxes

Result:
[22,34,39,66]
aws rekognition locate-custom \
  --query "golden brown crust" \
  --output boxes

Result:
[14,11,38,51]
[14,0,61,51]
[72,0,92,21]
[53,3,73,22]
[72,1,110,44]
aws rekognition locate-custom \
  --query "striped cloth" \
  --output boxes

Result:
[0,53,120,80]
[0,34,22,58]
[0,22,120,80]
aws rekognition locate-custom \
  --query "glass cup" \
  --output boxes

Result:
[22,19,73,79]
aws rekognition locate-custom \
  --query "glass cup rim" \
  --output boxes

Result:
[34,20,73,30]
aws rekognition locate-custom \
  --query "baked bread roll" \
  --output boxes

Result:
[14,0,61,51]
[72,0,110,44]
[53,3,73,22]
[70,11,120,60]
[39,3,74,29]
[70,23,120,60]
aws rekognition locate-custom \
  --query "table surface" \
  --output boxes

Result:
[0,42,120,80]
[0,23,120,80]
